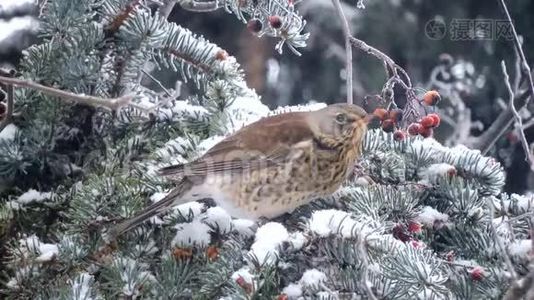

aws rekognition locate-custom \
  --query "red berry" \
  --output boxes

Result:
[278,295,289,300]
[423,90,441,106]
[420,116,435,128]
[420,127,433,138]
[407,221,422,234]
[268,15,283,29]
[247,18,263,33]
[381,119,395,133]
[393,130,406,141]
[427,113,441,127]
[407,123,422,136]
[470,267,484,281]
[215,50,228,61]
[389,108,403,123]
[373,108,389,121]
[392,224,411,242]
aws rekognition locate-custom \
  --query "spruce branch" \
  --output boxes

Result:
[487,197,518,282]
[330,0,353,105]
[0,76,133,111]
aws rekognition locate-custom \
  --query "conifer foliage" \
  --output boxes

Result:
[0,0,532,299]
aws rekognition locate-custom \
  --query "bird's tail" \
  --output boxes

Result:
[107,179,194,239]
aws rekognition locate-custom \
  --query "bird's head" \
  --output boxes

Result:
[309,103,370,147]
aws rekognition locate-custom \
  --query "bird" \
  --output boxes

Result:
[109,103,370,238]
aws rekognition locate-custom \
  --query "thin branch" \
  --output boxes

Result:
[0,76,133,111]
[498,0,534,106]
[502,60,534,170]
[157,0,178,18]
[331,0,353,104]
[349,37,411,92]
[179,0,219,12]
[0,83,15,132]
[141,70,173,97]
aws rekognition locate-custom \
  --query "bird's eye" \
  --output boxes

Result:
[335,113,348,125]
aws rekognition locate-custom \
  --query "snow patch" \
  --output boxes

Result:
[508,239,532,258]
[308,209,375,238]
[248,222,288,265]
[0,124,18,140]
[232,218,256,237]
[202,206,232,233]
[416,206,449,227]
[173,220,211,247]
[17,189,52,204]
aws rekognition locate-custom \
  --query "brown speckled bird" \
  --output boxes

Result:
[110,103,370,237]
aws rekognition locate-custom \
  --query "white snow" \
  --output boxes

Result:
[231,267,254,285]
[287,232,307,250]
[248,222,288,265]
[150,192,169,203]
[419,163,456,182]
[196,135,225,155]
[308,209,375,238]
[16,189,52,204]
[0,16,38,43]
[299,269,327,288]
[281,269,327,298]
[172,201,205,218]
[19,235,59,262]
[0,0,35,15]
[416,206,449,227]
[508,239,532,258]
[202,206,232,233]
[0,124,17,140]
[172,220,211,247]
[282,283,303,298]
[232,218,256,237]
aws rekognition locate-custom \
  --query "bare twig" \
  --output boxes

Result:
[179,0,219,12]
[498,0,534,105]
[502,60,534,170]
[0,83,15,132]
[473,0,534,153]
[141,70,173,97]
[0,76,133,111]
[331,0,353,104]
[157,0,178,18]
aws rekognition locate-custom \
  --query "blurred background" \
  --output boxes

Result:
[1,0,533,192]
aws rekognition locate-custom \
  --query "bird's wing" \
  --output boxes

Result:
[158,111,315,178]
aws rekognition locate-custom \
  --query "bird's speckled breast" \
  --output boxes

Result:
[217,140,360,220]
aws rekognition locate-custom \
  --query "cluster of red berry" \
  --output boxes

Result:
[247,15,283,33]
[372,107,402,133]
[373,90,442,140]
